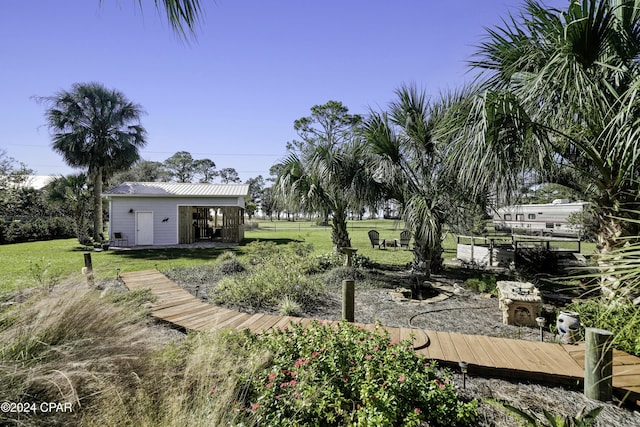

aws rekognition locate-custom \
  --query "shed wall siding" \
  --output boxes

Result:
[110,198,180,245]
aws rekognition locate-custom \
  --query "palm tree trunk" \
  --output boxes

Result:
[412,245,444,273]
[595,204,639,300]
[91,167,103,242]
[331,211,351,251]
[412,234,444,274]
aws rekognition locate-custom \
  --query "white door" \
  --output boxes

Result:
[136,212,154,245]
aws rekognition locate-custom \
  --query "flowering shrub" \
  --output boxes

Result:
[234,320,477,426]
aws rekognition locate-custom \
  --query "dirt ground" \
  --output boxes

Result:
[176,268,640,426]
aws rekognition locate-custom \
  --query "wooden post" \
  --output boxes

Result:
[83,252,95,288]
[584,327,613,401]
[489,239,494,267]
[342,279,355,322]
[470,236,474,263]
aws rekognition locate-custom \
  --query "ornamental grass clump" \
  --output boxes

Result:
[0,284,163,426]
[211,242,326,311]
[235,320,477,426]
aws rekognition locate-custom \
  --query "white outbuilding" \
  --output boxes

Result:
[103,182,249,246]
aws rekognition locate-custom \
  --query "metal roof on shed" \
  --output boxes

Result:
[104,182,250,197]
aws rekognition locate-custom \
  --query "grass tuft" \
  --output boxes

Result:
[0,284,168,426]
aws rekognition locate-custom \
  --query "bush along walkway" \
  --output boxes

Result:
[120,270,640,406]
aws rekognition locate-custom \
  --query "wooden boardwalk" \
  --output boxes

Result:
[121,270,640,405]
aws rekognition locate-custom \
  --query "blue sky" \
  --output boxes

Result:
[2,0,566,183]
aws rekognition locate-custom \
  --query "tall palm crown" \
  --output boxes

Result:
[364,85,469,271]
[445,0,640,254]
[44,82,146,240]
[277,140,377,249]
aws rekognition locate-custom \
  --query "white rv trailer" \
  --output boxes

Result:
[492,199,589,238]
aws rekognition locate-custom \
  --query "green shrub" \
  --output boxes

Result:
[211,255,326,311]
[315,251,344,270]
[321,266,365,289]
[234,320,477,426]
[244,240,280,265]
[217,251,239,263]
[0,217,76,244]
[567,298,640,356]
[464,274,498,295]
[315,251,375,271]
[218,258,245,274]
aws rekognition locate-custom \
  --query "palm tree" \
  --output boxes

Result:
[42,82,147,241]
[442,0,640,297]
[363,85,471,272]
[456,0,640,243]
[45,174,92,242]
[276,140,378,250]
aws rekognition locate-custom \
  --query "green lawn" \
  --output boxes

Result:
[0,219,417,292]
[0,218,594,293]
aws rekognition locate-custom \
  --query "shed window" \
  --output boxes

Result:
[516,214,524,221]
[504,214,512,221]
[528,214,536,220]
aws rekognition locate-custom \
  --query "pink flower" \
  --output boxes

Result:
[364,355,372,360]
[414,408,421,415]
[291,371,298,377]
[373,346,379,352]
[251,403,260,411]
[294,358,310,367]
[266,382,273,388]
[280,382,288,388]
[209,387,216,395]
[289,380,297,386]
[268,372,277,380]
[311,351,320,358]
[398,375,405,382]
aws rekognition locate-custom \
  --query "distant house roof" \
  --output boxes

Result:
[104,182,250,197]
[16,175,56,190]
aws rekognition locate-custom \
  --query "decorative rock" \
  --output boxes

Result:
[453,284,466,295]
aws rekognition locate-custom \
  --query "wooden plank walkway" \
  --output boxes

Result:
[121,270,640,405]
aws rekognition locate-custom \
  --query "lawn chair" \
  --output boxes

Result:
[111,232,128,247]
[368,230,383,249]
[399,230,411,248]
